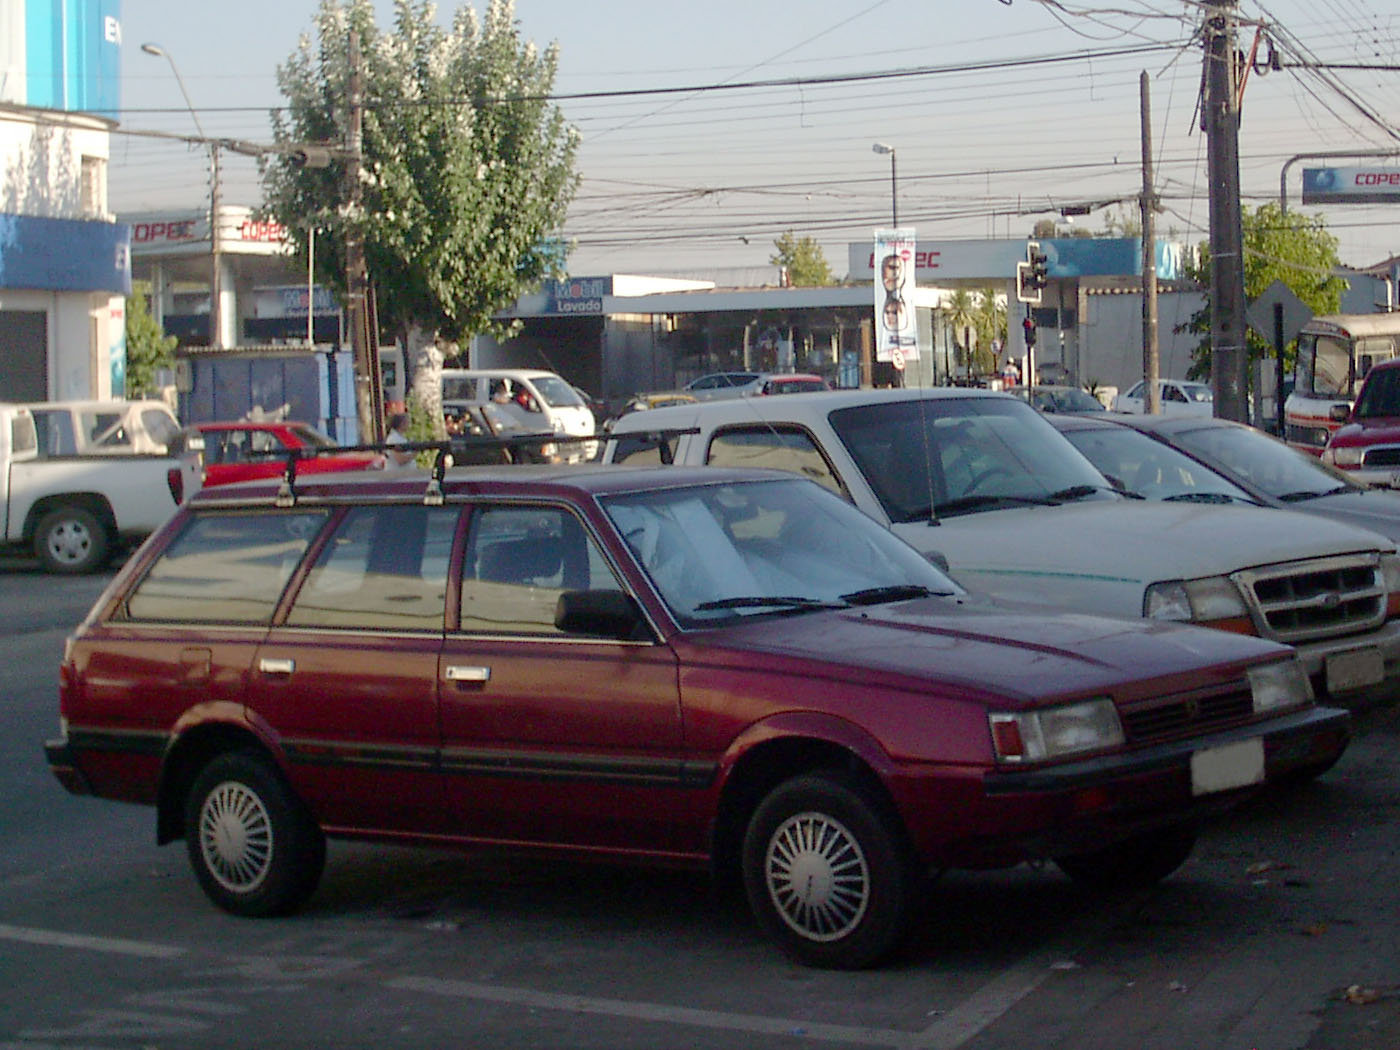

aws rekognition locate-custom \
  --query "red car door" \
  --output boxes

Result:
[438,502,691,854]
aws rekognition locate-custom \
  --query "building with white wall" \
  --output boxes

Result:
[0,0,129,402]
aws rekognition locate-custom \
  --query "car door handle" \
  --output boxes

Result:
[259,657,296,675]
[445,665,491,683]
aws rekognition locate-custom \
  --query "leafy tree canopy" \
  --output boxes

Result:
[125,282,177,399]
[262,0,579,346]
[1181,202,1346,380]
[770,231,835,286]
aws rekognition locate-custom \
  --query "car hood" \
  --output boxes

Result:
[1293,489,1400,542]
[892,501,1392,618]
[695,593,1284,706]
[1333,417,1400,445]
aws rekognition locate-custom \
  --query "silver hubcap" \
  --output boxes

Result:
[198,781,273,894]
[46,520,91,564]
[765,812,870,942]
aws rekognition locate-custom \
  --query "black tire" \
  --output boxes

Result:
[1054,824,1197,891]
[183,750,326,917]
[34,506,109,574]
[742,772,917,969]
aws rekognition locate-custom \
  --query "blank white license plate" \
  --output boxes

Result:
[1325,647,1385,693]
[1191,738,1265,796]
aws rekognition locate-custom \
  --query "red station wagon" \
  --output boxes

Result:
[45,463,1349,967]
[196,421,384,486]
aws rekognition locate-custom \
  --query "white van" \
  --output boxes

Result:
[440,369,596,462]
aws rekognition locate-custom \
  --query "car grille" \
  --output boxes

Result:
[1361,445,1400,468]
[1121,683,1254,744]
[1232,554,1386,644]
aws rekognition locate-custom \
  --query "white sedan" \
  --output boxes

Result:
[1113,378,1214,417]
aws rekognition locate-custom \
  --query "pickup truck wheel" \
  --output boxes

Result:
[1054,825,1197,891]
[34,507,109,574]
[742,772,917,969]
[184,750,325,917]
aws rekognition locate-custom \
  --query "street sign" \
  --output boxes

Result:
[1246,280,1312,347]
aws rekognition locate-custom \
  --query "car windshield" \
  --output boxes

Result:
[602,478,960,628]
[829,397,1117,522]
[1181,383,1213,403]
[288,425,338,448]
[1059,425,1255,503]
[1169,424,1356,500]
[531,376,585,408]
[1354,365,1400,419]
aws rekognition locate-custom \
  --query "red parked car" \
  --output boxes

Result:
[45,464,1347,968]
[195,421,383,486]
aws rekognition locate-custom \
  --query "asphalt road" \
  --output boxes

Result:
[1,560,1398,1049]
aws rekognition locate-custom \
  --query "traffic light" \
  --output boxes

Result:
[1027,244,1048,291]
[1016,261,1040,304]
[1022,315,1037,349]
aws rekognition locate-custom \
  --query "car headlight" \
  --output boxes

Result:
[1247,658,1314,714]
[1325,445,1363,469]
[1381,553,1400,617]
[1144,576,1252,631]
[989,698,1124,764]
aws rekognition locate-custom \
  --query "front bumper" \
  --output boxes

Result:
[899,704,1350,869]
[1289,617,1400,701]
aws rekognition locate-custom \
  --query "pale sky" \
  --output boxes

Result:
[112,0,1400,276]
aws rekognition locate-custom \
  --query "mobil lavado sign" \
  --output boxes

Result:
[1302,168,1400,205]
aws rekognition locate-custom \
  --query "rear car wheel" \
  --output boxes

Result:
[184,750,325,917]
[34,506,109,574]
[742,772,917,969]
[1054,825,1197,891]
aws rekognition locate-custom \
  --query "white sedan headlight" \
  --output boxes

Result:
[989,698,1124,764]
[1247,658,1314,714]
[1144,576,1251,628]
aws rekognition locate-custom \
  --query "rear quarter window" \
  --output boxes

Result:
[705,426,845,496]
[124,511,328,623]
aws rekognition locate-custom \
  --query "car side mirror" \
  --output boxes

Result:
[924,550,951,574]
[555,590,650,641]
[1329,404,1351,422]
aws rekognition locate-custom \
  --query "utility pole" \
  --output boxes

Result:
[344,29,378,443]
[1204,1,1249,422]
[1140,72,1161,414]
[210,143,222,348]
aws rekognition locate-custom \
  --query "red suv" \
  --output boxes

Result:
[45,464,1347,968]
[1323,358,1400,488]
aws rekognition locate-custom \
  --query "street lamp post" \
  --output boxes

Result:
[142,43,221,350]
[872,142,897,227]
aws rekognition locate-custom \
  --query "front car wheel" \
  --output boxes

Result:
[742,772,917,969]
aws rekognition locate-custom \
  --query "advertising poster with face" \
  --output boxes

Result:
[873,230,919,364]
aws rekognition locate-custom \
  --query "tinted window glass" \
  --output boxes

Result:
[82,411,129,449]
[459,505,620,634]
[287,505,457,629]
[32,410,77,456]
[140,408,180,449]
[126,512,327,623]
[610,434,674,466]
[706,427,844,496]
[10,411,36,455]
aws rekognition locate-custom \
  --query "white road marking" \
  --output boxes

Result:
[389,975,912,1047]
[0,923,185,959]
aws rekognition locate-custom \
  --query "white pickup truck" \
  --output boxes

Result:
[1,400,203,573]
[604,387,1400,706]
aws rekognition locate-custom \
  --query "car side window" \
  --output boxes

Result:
[125,511,328,623]
[1165,385,1188,403]
[31,410,77,456]
[1126,382,1143,399]
[459,505,621,635]
[705,426,845,496]
[611,434,677,466]
[286,505,458,630]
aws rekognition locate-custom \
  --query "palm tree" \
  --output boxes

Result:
[972,288,1007,374]
[944,290,978,377]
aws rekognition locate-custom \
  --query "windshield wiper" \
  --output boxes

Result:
[1161,492,1258,504]
[693,595,849,613]
[839,584,945,606]
[1278,486,1353,502]
[932,493,1059,517]
[1046,484,1119,502]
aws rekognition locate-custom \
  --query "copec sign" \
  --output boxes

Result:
[1302,168,1400,205]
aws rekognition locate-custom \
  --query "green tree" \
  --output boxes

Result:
[262,0,579,429]
[124,282,177,399]
[972,287,1006,361]
[945,289,993,375]
[1181,202,1346,381]
[769,231,834,286]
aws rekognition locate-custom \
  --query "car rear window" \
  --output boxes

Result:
[125,511,328,623]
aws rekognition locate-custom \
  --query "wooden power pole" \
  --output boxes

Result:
[344,30,380,443]
[1204,1,1249,422]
